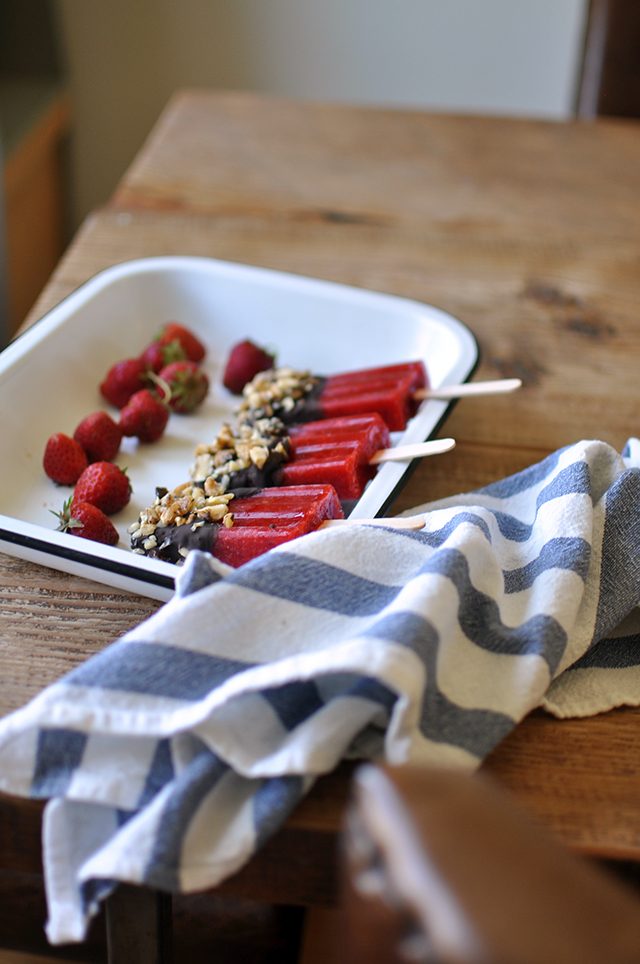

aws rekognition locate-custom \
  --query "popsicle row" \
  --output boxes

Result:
[131,358,449,567]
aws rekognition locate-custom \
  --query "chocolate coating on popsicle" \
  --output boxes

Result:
[135,519,219,564]
[191,417,291,490]
[129,479,235,561]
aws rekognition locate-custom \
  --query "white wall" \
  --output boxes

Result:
[55,0,589,225]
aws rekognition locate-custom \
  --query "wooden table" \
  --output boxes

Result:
[2,90,640,958]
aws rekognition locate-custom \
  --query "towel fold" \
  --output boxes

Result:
[0,437,638,943]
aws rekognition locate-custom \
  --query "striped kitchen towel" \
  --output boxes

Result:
[0,437,638,943]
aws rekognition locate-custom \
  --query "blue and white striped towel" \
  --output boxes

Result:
[0,437,638,944]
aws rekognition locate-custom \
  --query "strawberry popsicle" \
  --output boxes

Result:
[191,413,391,501]
[129,479,343,567]
[238,361,427,431]
[281,413,390,498]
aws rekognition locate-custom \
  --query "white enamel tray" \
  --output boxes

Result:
[0,257,478,601]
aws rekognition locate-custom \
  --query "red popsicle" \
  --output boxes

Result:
[318,362,427,426]
[282,413,391,498]
[217,484,343,566]
[239,361,428,431]
[130,481,344,567]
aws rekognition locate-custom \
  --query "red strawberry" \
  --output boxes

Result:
[43,433,88,485]
[156,322,205,363]
[223,339,275,394]
[54,497,119,546]
[159,360,209,413]
[119,389,170,442]
[74,411,123,462]
[100,358,148,409]
[73,462,132,515]
[139,339,186,374]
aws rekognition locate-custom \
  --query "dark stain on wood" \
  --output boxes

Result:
[563,314,616,340]
[312,208,389,227]
[521,280,584,309]
[521,280,616,342]
[486,354,547,387]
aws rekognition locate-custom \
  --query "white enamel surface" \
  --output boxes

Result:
[0,256,477,598]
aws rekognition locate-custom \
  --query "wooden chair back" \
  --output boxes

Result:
[576,0,640,117]
[342,765,640,964]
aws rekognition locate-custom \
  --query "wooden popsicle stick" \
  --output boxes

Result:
[414,377,522,401]
[369,437,456,465]
[320,515,426,530]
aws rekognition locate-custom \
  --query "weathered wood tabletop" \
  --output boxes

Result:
[2,92,639,893]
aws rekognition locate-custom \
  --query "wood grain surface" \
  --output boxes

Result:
[3,91,640,884]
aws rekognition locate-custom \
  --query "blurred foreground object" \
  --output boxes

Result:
[576,0,640,117]
[344,765,640,964]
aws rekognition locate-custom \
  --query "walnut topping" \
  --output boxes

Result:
[132,480,235,546]
[191,417,290,485]
[204,476,221,496]
[236,367,318,422]
[249,445,269,468]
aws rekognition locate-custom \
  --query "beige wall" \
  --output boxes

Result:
[55,0,588,226]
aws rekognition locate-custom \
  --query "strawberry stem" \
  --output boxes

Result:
[147,371,172,404]
[51,497,82,531]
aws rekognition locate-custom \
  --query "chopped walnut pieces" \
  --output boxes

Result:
[190,417,291,486]
[203,476,221,496]
[132,480,235,544]
[236,367,318,422]
[249,445,269,468]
